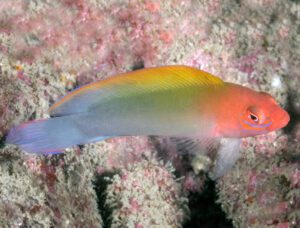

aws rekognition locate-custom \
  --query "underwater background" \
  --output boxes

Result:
[0,0,299,227]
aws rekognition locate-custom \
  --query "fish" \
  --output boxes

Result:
[6,65,290,178]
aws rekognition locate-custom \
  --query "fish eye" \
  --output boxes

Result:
[248,113,259,123]
[241,106,271,130]
[245,106,263,124]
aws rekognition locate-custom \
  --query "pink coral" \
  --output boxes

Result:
[105,157,187,227]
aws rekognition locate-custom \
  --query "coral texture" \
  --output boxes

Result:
[105,157,187,227]
[0,0,299,227]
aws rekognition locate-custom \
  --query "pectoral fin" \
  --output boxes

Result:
[168,137,219,155]
[156,137,241,179]
[211,138,241,180]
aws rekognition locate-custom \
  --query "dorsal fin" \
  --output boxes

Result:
[49,65,224,117]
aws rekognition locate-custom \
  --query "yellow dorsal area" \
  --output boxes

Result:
[49,65,224,116]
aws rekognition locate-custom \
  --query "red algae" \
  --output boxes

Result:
[0,0,174,77]
[40,160,57,193]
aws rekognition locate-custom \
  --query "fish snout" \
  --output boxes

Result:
[268,109,290,131]
[280,110,290,128]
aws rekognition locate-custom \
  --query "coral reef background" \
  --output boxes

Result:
[0,0,300,227]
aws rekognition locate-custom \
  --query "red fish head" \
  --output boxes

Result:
[238,91,290,137]
[216,83,290,138]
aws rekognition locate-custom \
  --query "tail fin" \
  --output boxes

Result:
[6,116,109,154]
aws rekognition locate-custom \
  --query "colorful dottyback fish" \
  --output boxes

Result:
[6,65,290,178]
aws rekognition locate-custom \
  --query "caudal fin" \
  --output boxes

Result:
[6,116,109,154]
